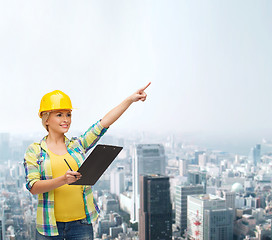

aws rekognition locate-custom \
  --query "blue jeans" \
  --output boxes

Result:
[36,219,93,240]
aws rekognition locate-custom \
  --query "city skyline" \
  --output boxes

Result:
[2,126,272,239]
[0,1,271,144]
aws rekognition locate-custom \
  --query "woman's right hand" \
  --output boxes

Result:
[30,171,82,195]
[64,170,82,184]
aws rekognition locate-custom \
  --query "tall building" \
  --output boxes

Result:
[253,144,261,166]
[187,194,233,240]
[194,150,205,165]
[175,185,204,234]
[1,205,6,240]
[217,189,236,221]
[179,159,187,176]
[204,208,234,240]
[223,191,235,211]
[249,144,261,166]
[131,144,165,222]
[217,190,236,210]
[139,175,172,240]
[0,214,3,240]
[188,171,207,192]
[0,133,10,162]
[198,154,207,167]
[110,167,125,196]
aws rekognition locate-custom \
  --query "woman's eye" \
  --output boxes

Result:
[57,114,62,117]
[67,113,71,117]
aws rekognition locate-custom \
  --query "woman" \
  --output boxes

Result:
[24,83,150,240]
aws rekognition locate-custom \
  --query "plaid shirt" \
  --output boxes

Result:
[24,120,107,236]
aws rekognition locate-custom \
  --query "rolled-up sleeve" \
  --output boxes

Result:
[24,144,41,191]
[78,120,108,152]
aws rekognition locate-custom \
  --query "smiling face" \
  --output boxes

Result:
[46,110,72,134]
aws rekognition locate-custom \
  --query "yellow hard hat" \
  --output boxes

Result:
[38,90,72,118]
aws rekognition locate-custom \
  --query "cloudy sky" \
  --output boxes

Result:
[0,1,271,147]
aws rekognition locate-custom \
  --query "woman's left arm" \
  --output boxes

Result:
[100,82,151,128]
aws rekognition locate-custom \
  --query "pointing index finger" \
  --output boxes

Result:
[141,82,151,91]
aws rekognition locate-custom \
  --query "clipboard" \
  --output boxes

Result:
[70,144,123,185]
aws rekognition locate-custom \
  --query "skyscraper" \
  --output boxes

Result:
[175,185,204,234]
[0,213,3,240]
[194,150,205,165]
[187,194,233,240]
[0,133,10,162]
[179,159,187,177]
[110,166,125,196]
[204,208,233,240]
[249,144,261,166]
[188,171,207,192]
[139,175,172,240]
[131,144,165,222]
[253,144,261,166]
[217,189,236,221]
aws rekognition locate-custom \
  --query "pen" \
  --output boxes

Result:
[64,159,77,179]
[64,158,73,171]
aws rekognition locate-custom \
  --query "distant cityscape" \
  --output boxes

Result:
[1,132,272,240]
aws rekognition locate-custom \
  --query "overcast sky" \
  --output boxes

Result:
[0,1,272,145]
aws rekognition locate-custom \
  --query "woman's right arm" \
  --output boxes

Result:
[24,143,81,195]
[30,170,81,195]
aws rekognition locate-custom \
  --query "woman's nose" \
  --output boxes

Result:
[63,116,69,122]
